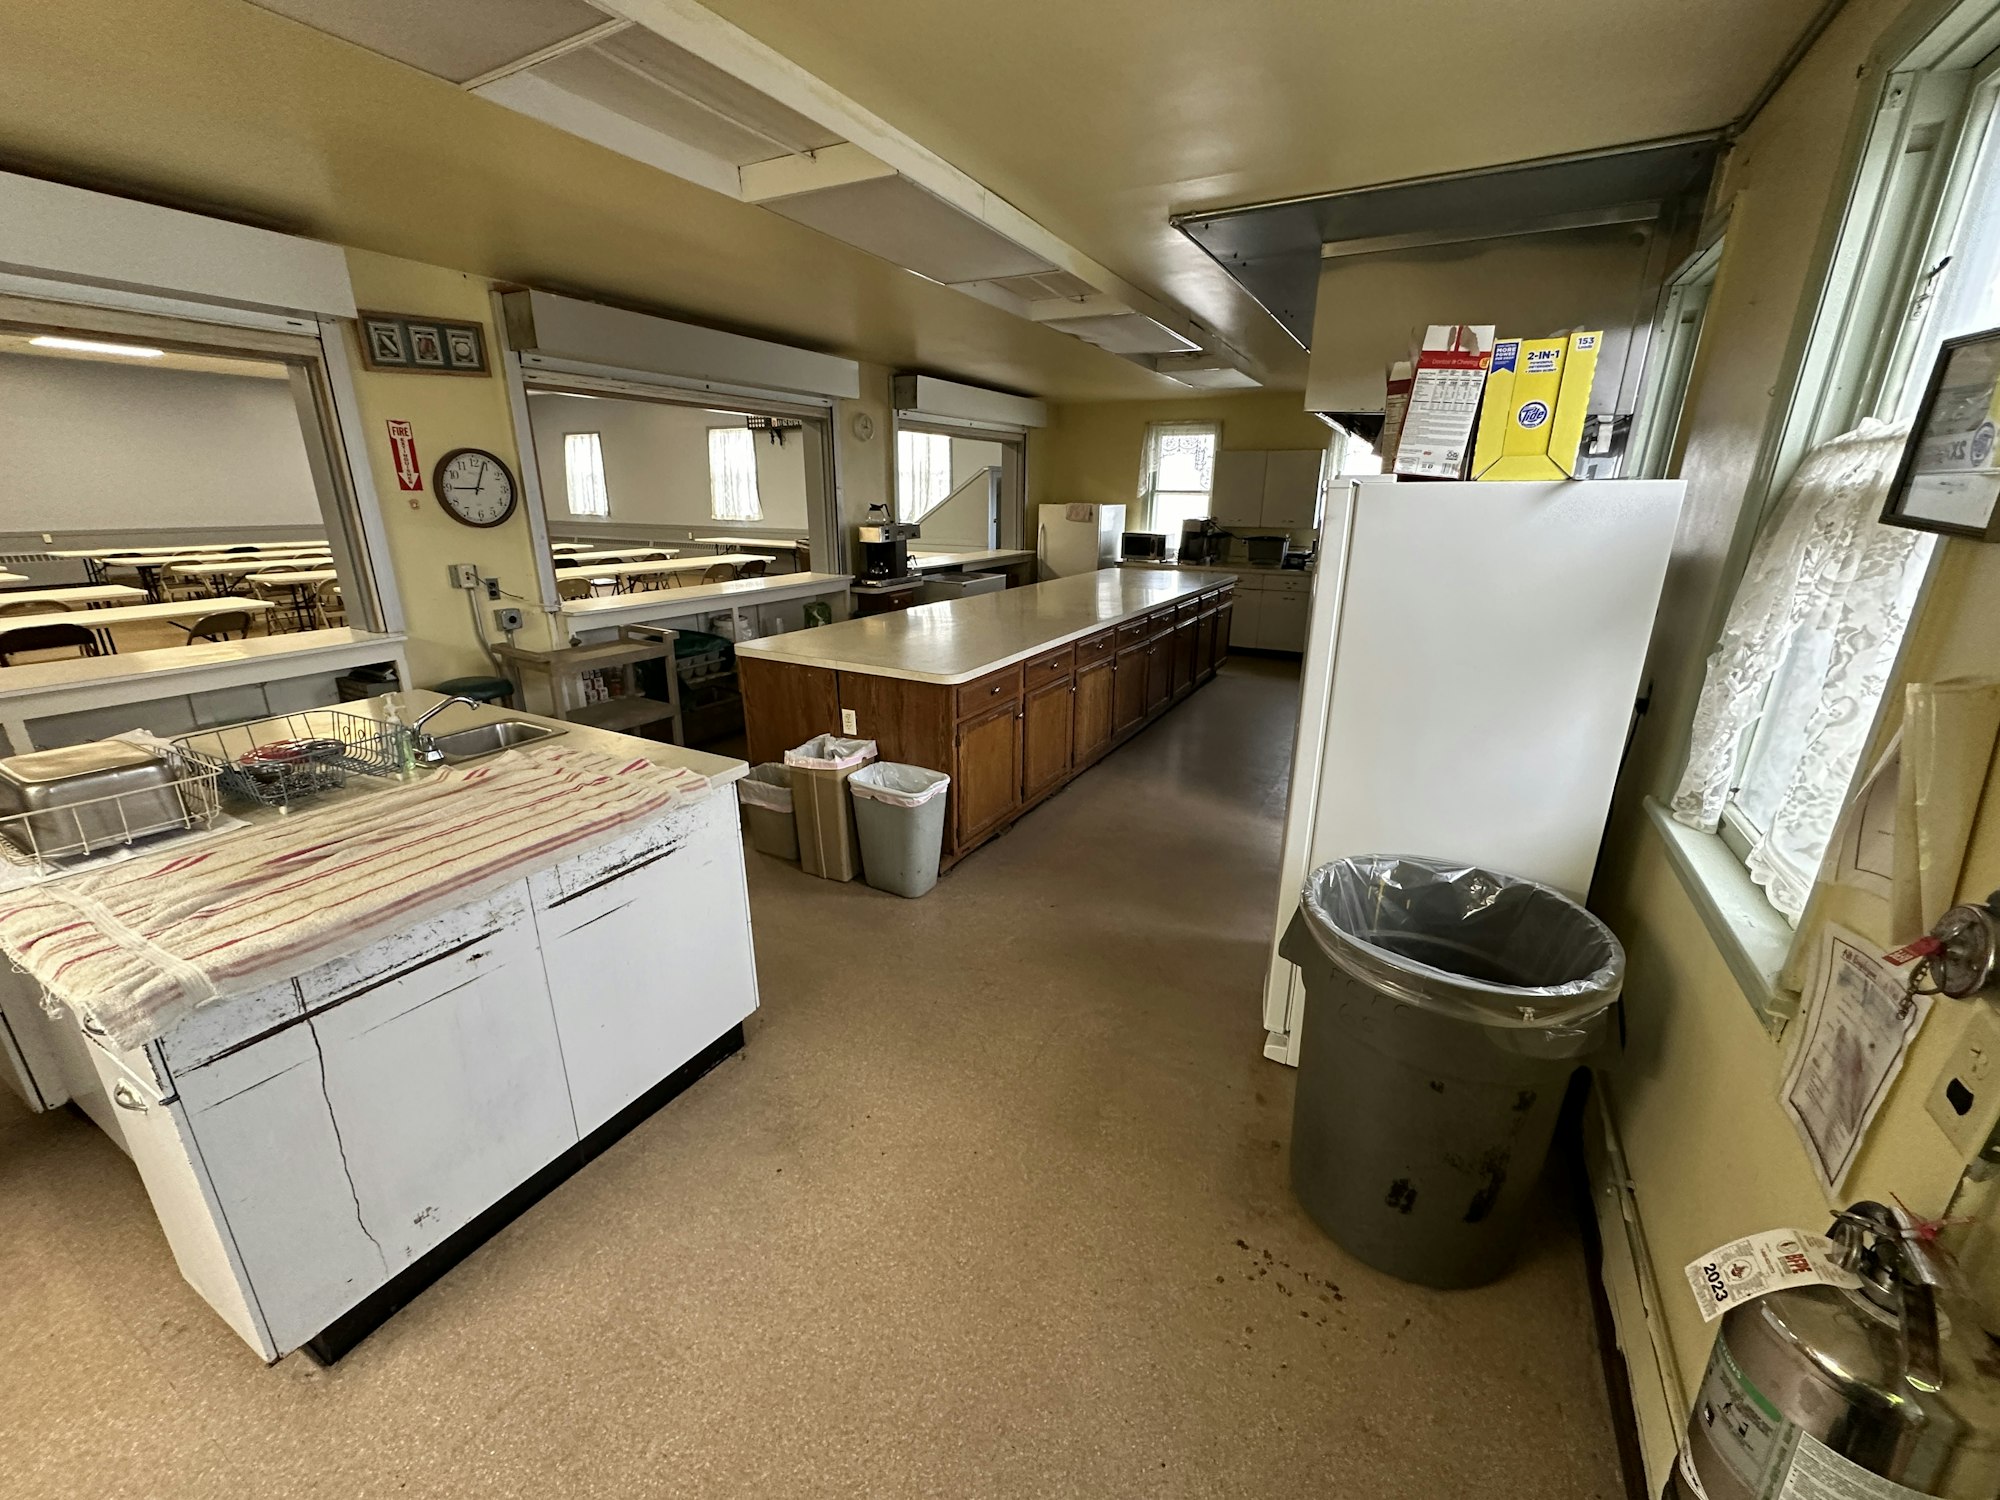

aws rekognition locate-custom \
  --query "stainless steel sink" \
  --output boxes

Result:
[429,720,564,764]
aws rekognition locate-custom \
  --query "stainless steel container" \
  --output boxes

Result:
[0,741,194,859]
[1671,1204,2000,1499]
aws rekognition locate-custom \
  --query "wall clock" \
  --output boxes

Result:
[850,411,875,441]
[433,448,518,528]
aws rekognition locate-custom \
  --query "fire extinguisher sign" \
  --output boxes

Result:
[386,419,423,491]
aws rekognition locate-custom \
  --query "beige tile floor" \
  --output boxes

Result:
[0,655,1626,1499]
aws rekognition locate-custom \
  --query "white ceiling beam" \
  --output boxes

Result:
[590,0,1237,371]
[739,142,895,203]
[458,18,633,93]
[472,70,742,200]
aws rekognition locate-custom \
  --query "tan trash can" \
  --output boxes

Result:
[783,735,878,881]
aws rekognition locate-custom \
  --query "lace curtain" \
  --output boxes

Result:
[708,427,763,522]
[1137,420,1219,532]
[1671,419,1931,920]
[896,431,953,522]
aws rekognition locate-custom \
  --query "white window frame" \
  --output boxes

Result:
[707,425,763,522]
[1629,234,1725,481]
[1657,1,2000,1015]
[1138,420,1221,540]
[561,431,609,518]
[895,429,954,523]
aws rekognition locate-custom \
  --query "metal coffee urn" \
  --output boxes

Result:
[1670,1203,2000,1498]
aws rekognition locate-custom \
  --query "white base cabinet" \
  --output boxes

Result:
[1226,571,1312,653]
[18,787,757,1361]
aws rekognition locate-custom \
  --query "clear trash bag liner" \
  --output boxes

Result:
[738,763,793,812]
[1282,855,1624,1034]
[849,762,950,807]
[783,735,879,771]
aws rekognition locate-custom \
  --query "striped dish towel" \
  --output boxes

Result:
[0,743,708,1050]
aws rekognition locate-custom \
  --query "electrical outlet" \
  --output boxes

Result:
[840,708,857,735]
[1927,1006,2000,1162]
[484,577,501,600]
[447,563,479,590]
[493,606,525,633]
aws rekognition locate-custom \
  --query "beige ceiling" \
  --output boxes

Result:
[0,0,1180,402]
[697,0,1830,375]
[0,0,1823,404]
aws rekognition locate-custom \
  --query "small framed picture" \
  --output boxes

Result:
[407,323,446,367]
[1883,326,2000,540]
[362,317,408,368]
[444,324,484,371]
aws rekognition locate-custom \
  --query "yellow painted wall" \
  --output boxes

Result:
[1592,0,2000,1421]
[1038,392,1331,509]
[339,249,554,688]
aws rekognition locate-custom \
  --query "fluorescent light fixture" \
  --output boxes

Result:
[29,335,165,358]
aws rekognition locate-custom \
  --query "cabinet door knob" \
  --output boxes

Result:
[111,1079,148,1113]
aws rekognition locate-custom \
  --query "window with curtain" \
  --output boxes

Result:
[1663,47,2000,921]
[708,426,763,522]
[1138,421,1220,545]
[562,432,609,517]
[896,430,953,522]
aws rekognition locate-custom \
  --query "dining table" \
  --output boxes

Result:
[553,554,765,592]
[0,585,149,609]
[0,598,276,655]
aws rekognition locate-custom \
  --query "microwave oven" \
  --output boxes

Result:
[1243,534,1287,567]
[1120,532,1168,562]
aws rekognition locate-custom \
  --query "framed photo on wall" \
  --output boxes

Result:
[362,316,408,368]
[356,310,489,376]
[1883,326,2000,539]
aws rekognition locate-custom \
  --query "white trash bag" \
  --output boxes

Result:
[849,762,950,808]
[783,735,879,771]
[737,763,792,813]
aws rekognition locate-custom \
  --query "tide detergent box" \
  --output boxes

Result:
[1470,331,1601,480]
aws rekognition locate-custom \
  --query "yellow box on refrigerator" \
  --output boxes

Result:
[1470,331,1601,480]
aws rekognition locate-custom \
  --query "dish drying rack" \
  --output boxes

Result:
[174,708,407,810]
[0,764,225,875]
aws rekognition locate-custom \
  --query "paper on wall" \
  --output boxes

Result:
[1894,677,2000,941]
[1780,924,1931,1197]
[1830,735,1899,901]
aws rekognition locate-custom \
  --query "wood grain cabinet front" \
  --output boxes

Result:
[1073,659,1115,768]
[1114,643,1149,733]
[1145,635,1172,715]
[1020,675,1074,802]
[954,698,1023,845]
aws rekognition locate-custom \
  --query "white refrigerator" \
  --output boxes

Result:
[1036,503,1126,579]
[1260,476,1684,1065]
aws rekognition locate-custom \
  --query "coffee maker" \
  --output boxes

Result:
[857,507,921,582]
[1178,518,1227,566]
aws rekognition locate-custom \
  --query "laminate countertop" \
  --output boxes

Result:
[734,568,1233,685]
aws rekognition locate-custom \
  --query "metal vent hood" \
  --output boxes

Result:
[1173,135,1720,349]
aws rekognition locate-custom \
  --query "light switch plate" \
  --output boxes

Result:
[1926,1006,2000,1162]
[447,563,479,590]
[840,708,857,735]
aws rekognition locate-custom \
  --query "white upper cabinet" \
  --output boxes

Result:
[1261,450,1324,531]
[1208,449,1322,531]
[1209,451,1267,529]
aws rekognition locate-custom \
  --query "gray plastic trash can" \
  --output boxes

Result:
[737,763,798,861]
[1280,855,1623,1289]
[848,763,951,898]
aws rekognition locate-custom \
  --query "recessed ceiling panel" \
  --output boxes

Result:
[985,270,1099,302]
[535,26,845,166]
[763,176,1058,285]
[243,0,610,85]
[1037,312,1198,356]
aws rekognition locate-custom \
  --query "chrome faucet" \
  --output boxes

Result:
[408,696,481,766]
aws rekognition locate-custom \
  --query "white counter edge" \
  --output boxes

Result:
[735,571,1235,686]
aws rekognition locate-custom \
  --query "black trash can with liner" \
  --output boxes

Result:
[1281,855,1624,1288]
